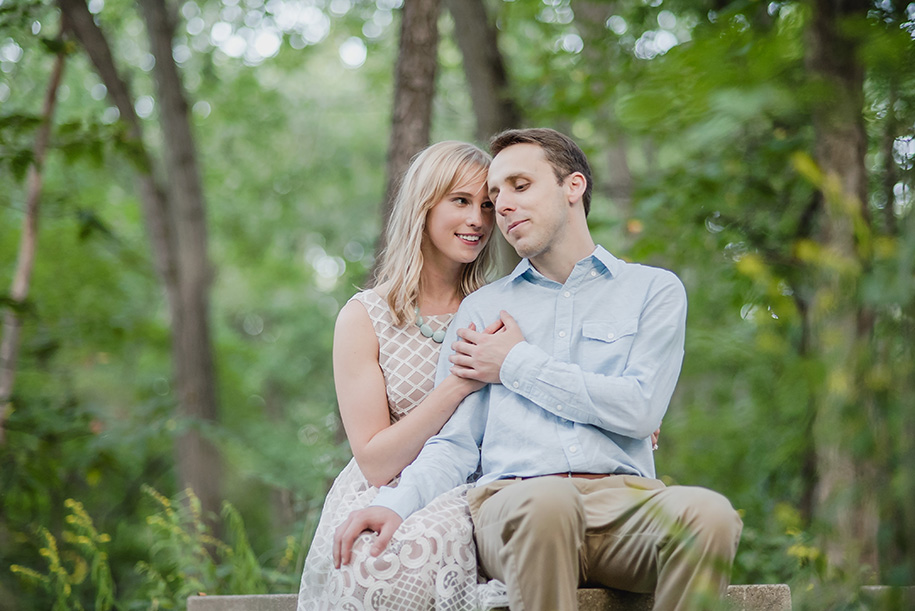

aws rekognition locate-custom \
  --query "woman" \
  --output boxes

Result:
[297,141,506,610]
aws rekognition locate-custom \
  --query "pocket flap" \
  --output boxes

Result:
[582,319,638,343]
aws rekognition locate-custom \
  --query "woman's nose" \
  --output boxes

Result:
[466,205,483,227]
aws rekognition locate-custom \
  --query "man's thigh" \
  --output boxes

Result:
[580,484,736,591]
[467,476,664,580]
[469,477,585,582]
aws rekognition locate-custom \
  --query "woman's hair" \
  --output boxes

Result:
[375,141,496,326]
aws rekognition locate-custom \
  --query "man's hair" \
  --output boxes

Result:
[490,128,593,217]
[375,141,496,325]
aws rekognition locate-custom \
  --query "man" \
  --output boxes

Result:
[334,128,742,610]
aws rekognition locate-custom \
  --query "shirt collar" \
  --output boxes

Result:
[506,245,623,283]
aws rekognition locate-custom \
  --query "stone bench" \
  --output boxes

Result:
[187,584,792,610]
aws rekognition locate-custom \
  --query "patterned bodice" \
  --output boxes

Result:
[350,290,454,423]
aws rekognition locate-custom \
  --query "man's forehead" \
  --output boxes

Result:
[488,143,546,185]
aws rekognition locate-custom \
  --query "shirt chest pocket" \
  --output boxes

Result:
[580,319,639,371]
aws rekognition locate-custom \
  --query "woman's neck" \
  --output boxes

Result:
[418,264,463,315]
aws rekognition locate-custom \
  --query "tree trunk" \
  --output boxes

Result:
[138,0,222,521]
[445,0,521,273]
[805,0,879,576]
[373,0,441,274]
[57,0,179,291]
[0,40,66,444]
[445,0,520,143]
[59,0,222,521]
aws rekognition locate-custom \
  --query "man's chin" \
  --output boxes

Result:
[510,239,539,260]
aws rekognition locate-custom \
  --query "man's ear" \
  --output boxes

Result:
[564,172,587,206]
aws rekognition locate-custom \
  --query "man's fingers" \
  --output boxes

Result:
[451,339,471,356]
[499,310,518,329]
[335,514,374,567]
[483,318,505,334]
[371,519,400,557]
[449,353,475,367]
[333,517,352,568]
[450,364,475,378]
[456,326,485,344]
[338,523,358,567]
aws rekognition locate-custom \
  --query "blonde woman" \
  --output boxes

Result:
[298,141,505,610]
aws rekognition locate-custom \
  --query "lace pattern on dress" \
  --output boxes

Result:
[297,290,506,610]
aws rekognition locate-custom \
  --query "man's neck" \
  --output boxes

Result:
[529,235,596,284]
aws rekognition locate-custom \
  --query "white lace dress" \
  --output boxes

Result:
[297,290,506,611]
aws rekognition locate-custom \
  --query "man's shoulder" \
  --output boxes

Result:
[617,259,684,290]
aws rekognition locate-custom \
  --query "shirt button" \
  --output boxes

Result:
[559,331,567,338]
[569,445,579,454]
[512,381,520,388]
[556,404,563,411]
[563,291,571,298]
[607,332,615,340]
[590,270,598,277]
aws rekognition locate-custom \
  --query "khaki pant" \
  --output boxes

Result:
[467,476,743,611]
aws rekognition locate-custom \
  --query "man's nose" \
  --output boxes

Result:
[495,193,513,215]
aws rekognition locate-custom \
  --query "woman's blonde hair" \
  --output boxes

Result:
[375,141,496,325]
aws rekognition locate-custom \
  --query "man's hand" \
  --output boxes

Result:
[333,506,403,568]
[449,311,524,384]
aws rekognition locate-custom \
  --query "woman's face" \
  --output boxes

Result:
[422,171,494,269]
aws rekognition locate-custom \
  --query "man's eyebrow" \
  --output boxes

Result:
[489,172,527,193]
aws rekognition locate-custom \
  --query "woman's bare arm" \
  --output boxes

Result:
[333,299,482,488]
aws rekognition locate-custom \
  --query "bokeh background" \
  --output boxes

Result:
[2,0,914,608]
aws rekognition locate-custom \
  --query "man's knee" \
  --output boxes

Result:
[674,487,743,547]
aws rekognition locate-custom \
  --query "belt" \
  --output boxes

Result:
[516,472,613,480]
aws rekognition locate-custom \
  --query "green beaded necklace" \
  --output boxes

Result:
[414,306,447,343]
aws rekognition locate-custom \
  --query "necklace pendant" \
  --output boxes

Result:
[414,306,444,343]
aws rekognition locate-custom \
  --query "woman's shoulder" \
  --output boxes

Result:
[341,286,392,331]
[349,282,390,305]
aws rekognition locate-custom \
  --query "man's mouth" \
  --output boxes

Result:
[506,220,527,234]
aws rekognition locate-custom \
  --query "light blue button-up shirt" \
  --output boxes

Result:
[373,246,687,520]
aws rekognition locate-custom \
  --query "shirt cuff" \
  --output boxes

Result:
[499,341,547,392]
[371,485,423,521]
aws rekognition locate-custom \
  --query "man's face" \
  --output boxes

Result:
[487,143,570,261]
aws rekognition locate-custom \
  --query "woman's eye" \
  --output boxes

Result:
[482,201,494,209]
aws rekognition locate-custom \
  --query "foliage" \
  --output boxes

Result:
[131,486,298,609]
[9,488,297,610]
[1,0,913,607]
[10,499,114,611]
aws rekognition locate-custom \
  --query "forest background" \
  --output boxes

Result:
[1,0,914,609]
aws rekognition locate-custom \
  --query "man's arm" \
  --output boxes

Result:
[331,304,491,565]
[372,304,491,517]
[451,274,686,439]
